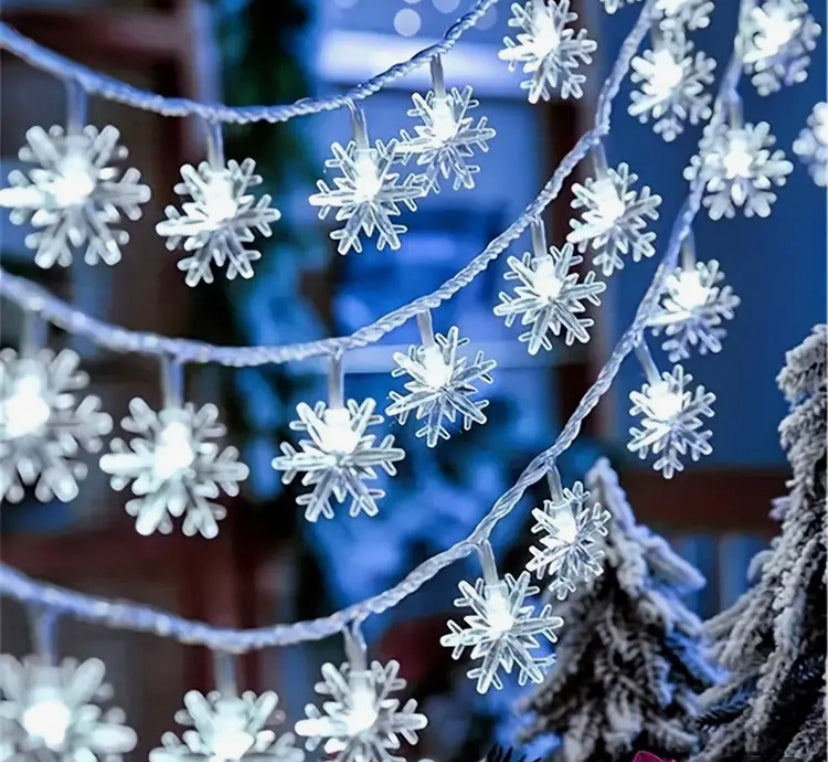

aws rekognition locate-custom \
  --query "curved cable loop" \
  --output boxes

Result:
[0,0,498,124]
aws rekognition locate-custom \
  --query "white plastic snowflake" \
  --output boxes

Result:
[629,33,716,141]
[526,480,611,600]
[150,690,303,762]
[295,659,426,762]
[99,398,249,538]
[656,0,714,31]
[309,140,423,254]
[386,327,496,447]
[441,571,563,693]
[494,242,606,355]
[649,260,741,361]
[0,348,112,504]
[396,86,496,193]
[684,120,793,219]
[628,364,716,478]
[567,163,662,276]
[0,125,150,268]
[794,102,828,186]
[499,0,597,103]
[741,0,822,96]
[272,399,405,522]
[598,0,641,13]
[157,159,281,287]
[0,655,136,762]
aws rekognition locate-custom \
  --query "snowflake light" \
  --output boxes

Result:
[272,399,405,521]
[295,659,426,762]
[0,348,111,503]
[628,363,715,478]
[629,33,716,141]
[99,398,249,538]
[0,125,150,268]
[567,162,662,276]
[494,235,605,355]
[150,690,303,762]
[499,0,597,103]
[656,0,714,31]
[741,0,821,96]
[598,0,641,13]
[526,479,611,600]
[386,325,496,447]
[0,654,136,761]
[441,567,563,693]
[793,101,828,186]
[649,260,740,361]
[684,119,793,219]
[157,159,281,286]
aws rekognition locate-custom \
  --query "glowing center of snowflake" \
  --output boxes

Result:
[646,381,685,421]
[1,373,51,439]
[321,407,361,454]
[153,420,196,480]
[649,49,685,99]
[345,683,379,735]
[591,178,626,232]
[201,174,239,228]
[353,152,383,201]
[658,0,687,14]
[723,137,754,179]
[531,9,561,59]
[22,698,72,749]
[486,590,514,634]
[533,258,563,301]
[209,720,256,761]
[756,11,800,57]
[431,98,459,143]
[50,152,95,208]
[421,346,454,388]
[550,502,578,543]
[673,270,710,311]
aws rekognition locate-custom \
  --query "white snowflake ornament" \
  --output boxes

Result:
[656,0,714,31]
[0,654,136,762]
[793,102,828,186]
[272,399,405,522]
[684,119,793,219]
[99,398,249,538]
[599,0,641,13]
[157,159,281,287]
[568,162,662,276]
[0,125,150,268]
[0,347,112,504]
[499,0,597,104]
[628,363,716,478]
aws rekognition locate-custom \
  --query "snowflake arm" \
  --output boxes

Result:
[499,0,597,104]
[0,125,150,268]
[794,102,828,186]
[656,0,714,30]
[157,159,281,286]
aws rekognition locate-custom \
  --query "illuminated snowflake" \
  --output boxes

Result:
[684,120,793,219]
[157,159,281,286]
[794,101,828,186]
[526,480,611,600]
[567,163,662,276]
[309,140,423,254]
[150,690,303,762]
[628,364,716,478]
[649,260,741,361]
[629,32,716,141]
[656,0,714,30]
[99,398,249,538]
[499,0,597,103]
[294,659,426,762]
[272,399,405,522]
[441,571,563,693]
[494,242,606,355]
[0,125,150,268]
[0,654,136,762]
[396,86,496,193]
[599,0,641,13]
[741,0,822,96]
[0,348,111,504]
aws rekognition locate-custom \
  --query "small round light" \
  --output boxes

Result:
[723,137,754,179]
[646,381,684,421]
[50,153,95,208]
[201,174,239,227]
[430,98,458,143]
[421,347,454,389]
[394,8,421,37]
[531,9,561,59]
[648,49,685,99]
[533,258,564,301]
[352,153,383,201]
[590,177,626,232]
[673,270,710,312]
[321,407,361,455]
[22,698,72,749]
[345,684,379,735]
[153,419,196,481]
[485,591,514,634]
[1,373,51,439]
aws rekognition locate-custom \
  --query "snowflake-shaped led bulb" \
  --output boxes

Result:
[741,0,822,96]
[0,655,136,762]
[0,125,150,268]
[684,120,793,219]
[494,241,606,354]
[272,399,405,521]
[295,659,426,762]
[656,0,714,30]
[794,102,828,187]
[441,571,563,693]
[526,480,611,600]
[649,260,740,361]
[0,348,112,504]
[628,364,715,478]
[568,162,662,276]
[386,327,496,447]
[150,690,303,762]
[99,398,249,538]
[629,33,716,141]
[157,159,281,286]
[499,0,597,104]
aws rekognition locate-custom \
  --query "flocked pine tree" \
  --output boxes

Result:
[520,459,718,762]
[695,324,827,762]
